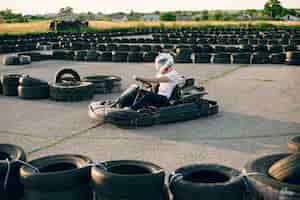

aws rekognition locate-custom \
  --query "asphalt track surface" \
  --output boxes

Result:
[1,55,299,173]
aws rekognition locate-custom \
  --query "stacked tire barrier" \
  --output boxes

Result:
[0,144,27,200]
[83,75,122,94]
[50,68,94,102]
[18,75,49,99]
[91,160,168,200]
[20,154,93,200]
[3,55,32,66]
[1,135,300,200]
[1,74,22,96]
[0,68,121,102]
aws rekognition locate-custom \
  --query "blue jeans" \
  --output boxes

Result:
[131,91,168,110]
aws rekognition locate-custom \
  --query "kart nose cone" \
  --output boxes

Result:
[88,102,106,122]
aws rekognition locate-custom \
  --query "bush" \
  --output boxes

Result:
[160,12,176,21]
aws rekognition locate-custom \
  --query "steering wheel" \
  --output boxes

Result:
[135,78,152,89]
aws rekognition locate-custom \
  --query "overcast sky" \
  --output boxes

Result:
[0,0,299,14]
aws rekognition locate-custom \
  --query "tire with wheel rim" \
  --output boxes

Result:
[243,153,300,200]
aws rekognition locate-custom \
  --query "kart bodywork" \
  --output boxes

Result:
[88,78,218,128]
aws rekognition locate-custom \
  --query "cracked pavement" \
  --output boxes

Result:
[1,55,300,172]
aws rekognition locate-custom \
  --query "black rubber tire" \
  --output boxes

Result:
[271,53,286,64]
[20,154,93,200]
[169,164,247,200]
[19,75,48,87]
[98,52,112,62]
[141,45,152,52]
[18,85,49,99]
[252,52,270,64]
[85,50,98,61]
[213,53,232,64]
[1,74,21,96]
[0,144,27,200]
[288,136,300,153]
[232,53,251,64]
[54,68,81,84]
[243,153,300,200]
[50,82,94,102]
[143,52,158,62]
[83,75,122,94]
[18,52,41,62]
[0,80,2,94]
[127,52,144,63]
[175,48,193,63]
[117,45,130,52]
[194,53,212,63]
[112,52,128,62]
[91,160,167,200]
[129,45,141,52]
[3,55,20,65]
[18,55,31,65]
[52,50,67,60]
[74,50,87,61]
[285,51,300,65]
[268,153,300,184]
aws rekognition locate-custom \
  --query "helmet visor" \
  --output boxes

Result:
[156,58,168,69]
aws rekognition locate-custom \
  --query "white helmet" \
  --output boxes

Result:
[155,53,174,74]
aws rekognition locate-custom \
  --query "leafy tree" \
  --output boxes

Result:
[160,12,176,21]
[130,10,134,16]
[264,0,284,19]
[195,16,201,21]
[59,7,74,16]
[202,10,209,20]
[214,10,223,20]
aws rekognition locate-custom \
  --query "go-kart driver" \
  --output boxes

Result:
[131,53,182,110]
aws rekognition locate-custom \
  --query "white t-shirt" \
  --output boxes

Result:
[156,70,180,99]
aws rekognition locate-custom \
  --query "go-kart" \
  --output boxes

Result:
[88,77,218,128]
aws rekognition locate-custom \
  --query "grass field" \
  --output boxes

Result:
[0,20,300,34]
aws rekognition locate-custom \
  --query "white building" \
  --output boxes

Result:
[283,15,300,21]
[111,15,128,22]
[176,15,193,21]
[143,15,160,21]
[237,14,253,21]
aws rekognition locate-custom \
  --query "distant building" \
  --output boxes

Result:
[283,15,300,21]
[56,13,78,21]
[143,14,160,21]
[44,13,57,19]
[95,13,104,20]
[237,14,253,21]
[176,15,193,21]
[111,15,128,22]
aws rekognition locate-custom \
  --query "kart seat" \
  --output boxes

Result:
[168,78,195,102]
